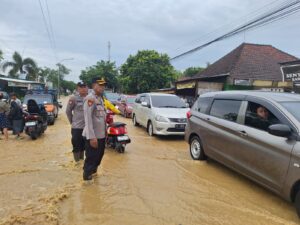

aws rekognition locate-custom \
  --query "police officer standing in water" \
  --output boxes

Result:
[82,77,107,181]
[66,82,88,163]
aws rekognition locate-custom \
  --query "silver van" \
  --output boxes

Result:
[132,93,189,136]
[185,91,300,216]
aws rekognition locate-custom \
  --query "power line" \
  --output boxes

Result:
[45,0,56,51]
[37,0,57,61]
[171,0,285,54]
[171,0,300,60]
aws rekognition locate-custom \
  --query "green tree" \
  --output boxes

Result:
[80,60,119,91]
[61,80,77,94]
[1,51,37,79]
[183,67,205,77]
[38,64,70,89]
[119,50,176,94]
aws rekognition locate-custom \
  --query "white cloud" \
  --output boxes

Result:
[0,0,299,81]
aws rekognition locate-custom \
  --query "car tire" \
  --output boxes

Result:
[133,115,139,126]
[190,136,206,160]
[147,121,154,136]
[295,190,300,217]
[48,119,55,125]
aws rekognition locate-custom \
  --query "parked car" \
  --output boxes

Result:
[132,93,189,136]
[185,91,300,217]
[116,95,136,118]
[105,92,120,105]
[23,94,58,125]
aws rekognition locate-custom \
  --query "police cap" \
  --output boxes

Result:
[91,77,106,85]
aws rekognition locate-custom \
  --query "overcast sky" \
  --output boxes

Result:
[0,0,299,82]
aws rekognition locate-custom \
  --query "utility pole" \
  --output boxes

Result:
[108,41,111,62]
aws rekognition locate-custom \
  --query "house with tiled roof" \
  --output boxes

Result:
[176,43,298,100]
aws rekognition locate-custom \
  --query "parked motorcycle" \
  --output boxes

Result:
[106,110,131,153]
[24,99,48,140]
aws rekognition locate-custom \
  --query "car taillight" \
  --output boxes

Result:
[187,111,192,119]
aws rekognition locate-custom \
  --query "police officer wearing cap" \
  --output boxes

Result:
[82,77,107,181]
[66,82,88,163]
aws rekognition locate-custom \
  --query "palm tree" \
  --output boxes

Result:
[2,51,37,79]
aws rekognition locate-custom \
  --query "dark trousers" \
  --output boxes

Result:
[83,138,106,176]
[71,129,85,153]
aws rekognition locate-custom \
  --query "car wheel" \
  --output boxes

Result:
[190,136,206,160]
[48,119,55,125]
[133,115,139,126]
[295,190,300,217]
[147,121,154,136]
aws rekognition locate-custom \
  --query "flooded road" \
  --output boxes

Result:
[59,112,299,224]
[1,98,299,224]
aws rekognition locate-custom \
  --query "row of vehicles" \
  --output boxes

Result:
[22,90,62,139]
[0,89,62,139]
[129,91,300,217]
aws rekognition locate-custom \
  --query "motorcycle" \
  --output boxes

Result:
[106,110,131,153]
[24,99,48,140]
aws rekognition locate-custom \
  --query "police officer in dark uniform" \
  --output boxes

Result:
[82,78,107,181]
[66,82,88,163]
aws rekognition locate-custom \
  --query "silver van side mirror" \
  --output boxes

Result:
[141,101,148,107]
[268,124,292,138]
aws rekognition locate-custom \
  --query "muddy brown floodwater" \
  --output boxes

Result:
[0,97,299,225]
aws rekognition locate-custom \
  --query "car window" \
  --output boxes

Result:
[23,95,53,105]
[150,95,187,108]
[210,99,242,122]
[145,96,150,105]
[244,101,281,131]
[135,95,142,104]
[280,102,300,123]
[196,97,211,114]
[127,97,136,104]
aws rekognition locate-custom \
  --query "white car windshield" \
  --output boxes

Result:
[151,96,187,108]
[280,102,300,122]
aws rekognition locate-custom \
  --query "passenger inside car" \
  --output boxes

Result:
[256,105,269,120]
[245,103,279,131]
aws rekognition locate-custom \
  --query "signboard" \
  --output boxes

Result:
[281,64,300,82]
[176,81,196,90]
[7,81,28,88]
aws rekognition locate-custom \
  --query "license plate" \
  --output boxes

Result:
[175,124,186,129]
[26,121,37,126]
[117,136,129,141]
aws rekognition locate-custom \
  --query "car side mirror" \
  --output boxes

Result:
[268,124,292,138]
[141,101,150,108]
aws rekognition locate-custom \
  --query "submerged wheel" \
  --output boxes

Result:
[147,121,154,136]
[116,144,125,153]
[30,132,38,140]
[190,136,206,160]
[133,115,139,126]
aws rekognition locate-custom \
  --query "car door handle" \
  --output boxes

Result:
[238,130,248,137]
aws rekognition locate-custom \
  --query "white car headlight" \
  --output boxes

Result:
[155,115,169,122]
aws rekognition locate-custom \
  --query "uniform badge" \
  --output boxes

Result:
[88,99,94,107]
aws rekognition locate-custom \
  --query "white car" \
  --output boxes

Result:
[132,93,190,136]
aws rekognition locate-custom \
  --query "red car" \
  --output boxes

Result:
[116,95,136,118]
